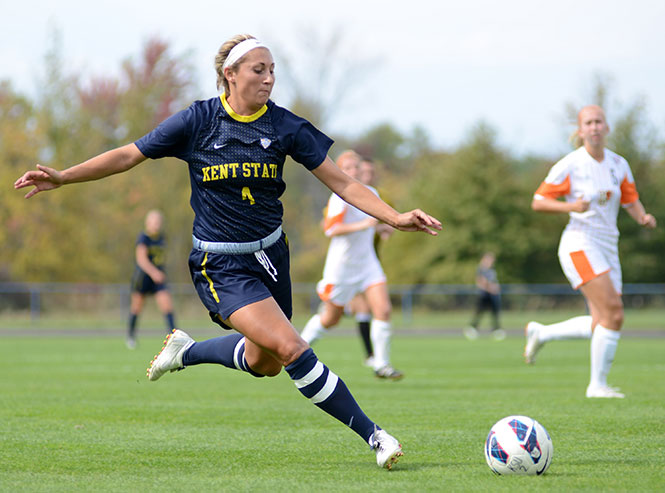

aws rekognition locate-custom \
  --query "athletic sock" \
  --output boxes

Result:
[301,314,327,345]
[182,333,263,377]
[165,312,175,333]
[356,314,373,357]
[538,315,592,343]
[285,348,376,443]
[589,324,620,389]
[128,313,138,339]
[370,319,391,370]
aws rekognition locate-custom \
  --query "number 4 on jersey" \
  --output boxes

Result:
[242,187,255,205]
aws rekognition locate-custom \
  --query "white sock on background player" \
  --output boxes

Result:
[537,315,592,342]
[370,319,391,370]
[589,324,620,389]
[301,314,326,345]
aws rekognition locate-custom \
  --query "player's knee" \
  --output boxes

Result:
[320,310,342,328]
[606,299,624,328]
[372,304,391,321]
[280,338,309,367]
[609,307,624,328]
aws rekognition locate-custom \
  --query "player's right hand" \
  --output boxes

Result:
[14,164,64,199]
[151,271,167,284]
[569,197,590,213]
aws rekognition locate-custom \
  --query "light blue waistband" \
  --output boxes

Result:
[192,226,282,255]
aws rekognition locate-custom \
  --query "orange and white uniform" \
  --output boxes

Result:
[534,147,639,293]
[316,186,386,306]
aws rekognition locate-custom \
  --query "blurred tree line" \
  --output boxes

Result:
[2,37,664,288]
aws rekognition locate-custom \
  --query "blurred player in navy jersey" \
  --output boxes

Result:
[126,209,176,349]
[464,252,504,341]
[15,34,441,469]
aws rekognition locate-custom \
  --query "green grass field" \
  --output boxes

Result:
[2,332,664,492]
[2,307,664,332]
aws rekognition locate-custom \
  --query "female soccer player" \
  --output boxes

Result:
[126,209,176,349]
[301,151,402,380]
[524,105,656,398]
[14,34,441,468]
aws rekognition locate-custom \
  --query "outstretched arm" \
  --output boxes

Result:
[531,196,589,214]
[326,217,378,237]
[14,143,147,199]
[311,157,442,236]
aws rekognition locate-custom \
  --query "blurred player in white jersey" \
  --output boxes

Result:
[301,151,403,379]
[525,105,656,398]
[347,158,395,367]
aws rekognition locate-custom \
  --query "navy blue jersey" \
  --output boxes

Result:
[135,95,334,243]
[136,232,166,270]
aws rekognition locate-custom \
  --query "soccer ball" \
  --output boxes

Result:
[484,415,553,475]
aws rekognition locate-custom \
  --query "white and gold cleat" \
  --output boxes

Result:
[371,428,403,470]
[146,329,194,381]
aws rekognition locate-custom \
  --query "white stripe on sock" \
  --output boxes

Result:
[233,337,245,371]
[294,361,324,389]
[311,371,339,404]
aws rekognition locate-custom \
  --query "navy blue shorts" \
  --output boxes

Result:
[189,233,292,330]
[131,270,167,294]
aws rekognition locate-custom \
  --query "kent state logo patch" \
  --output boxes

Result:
[260,138,272,149]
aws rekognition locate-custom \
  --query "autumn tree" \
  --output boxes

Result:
[5,36,196,283]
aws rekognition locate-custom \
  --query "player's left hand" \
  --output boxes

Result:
[394,209,442,236]
[14,164,64,199]
[641,213,657,229]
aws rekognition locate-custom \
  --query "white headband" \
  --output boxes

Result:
[222,39,266,71]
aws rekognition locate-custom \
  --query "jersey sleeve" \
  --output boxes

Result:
[323,194,347,236]
[619,160,639,206]
[135,232,149,247]
[135,106,194,160]
[270,104,334,170]
[534,160,571,200]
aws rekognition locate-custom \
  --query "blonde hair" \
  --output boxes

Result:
[569,130,583,149]
[215,34,256,94]
[335,150,362,168]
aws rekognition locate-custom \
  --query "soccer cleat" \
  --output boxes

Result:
[375,365,404,380]
[371,428,403,469]
[586,385,625,399]
[146,329,195,381]
[491,329,506,341]
[524,321,544,364]
[125,337,137,350]
[363,356,375,368]
[463,326,479,340]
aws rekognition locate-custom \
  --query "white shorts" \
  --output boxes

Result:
[316,271,387,307]
[557,229,622,293]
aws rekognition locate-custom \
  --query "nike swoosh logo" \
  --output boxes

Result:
[213,143,227,149]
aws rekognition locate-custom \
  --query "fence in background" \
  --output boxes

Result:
[1,282,663,323]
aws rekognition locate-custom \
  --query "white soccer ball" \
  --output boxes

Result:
[484,415,553,475]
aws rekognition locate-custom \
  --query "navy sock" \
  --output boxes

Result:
[285,348,376,443]
[182,333,262,377]
[128,314,138,338]
[358,321,373,357]
[165,312,175,333]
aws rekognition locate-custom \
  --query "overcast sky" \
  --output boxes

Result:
[3,0,665,158]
